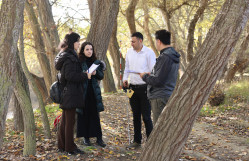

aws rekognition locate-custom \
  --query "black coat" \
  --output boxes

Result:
[55,49,87,109]
[81,60,104,112]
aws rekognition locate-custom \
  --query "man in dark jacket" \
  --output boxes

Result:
[140,29,180,124]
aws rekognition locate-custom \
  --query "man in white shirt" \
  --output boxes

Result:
[123,32,156,148]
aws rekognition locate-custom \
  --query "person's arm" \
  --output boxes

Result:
[142,55,172,87]
[123,51,130,87]
[63,60,88,82]
[148,50,156,72]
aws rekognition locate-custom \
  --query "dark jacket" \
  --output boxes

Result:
[81,60,104,112]
[55,49,87,109]
[142,47,180,99]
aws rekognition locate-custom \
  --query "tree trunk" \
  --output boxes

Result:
[139,1,249,160]
[13,93,24,132]
[25,0,52,93]
[19,15,51,139]
[0,0,25,149]
[14,49,36,156]
[103,57,117,93]
[108,20,125,89]
[87,0,120,92]
[86,0,120,61]
[187,0,209,62]
[126,0,139,34]
[35,0,60,82]
[225,27,249,82]
[31,73,50,103]
[143,0,158,56]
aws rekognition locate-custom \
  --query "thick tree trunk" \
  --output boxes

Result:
[187,0,209,62]
[139,1,249,160]
[225,29,249,82]
[87,0,120,92]
[126,0,139,34]
[0,0,25,149]
[25,0,52,93]
[143,0,158,56]
[87,0,120,61]
[35,0,60,82]
[103,57,117,93]
[14,50,36,156]
[19,15,51,139]
[108,20,125,89]
[13,93,24,132]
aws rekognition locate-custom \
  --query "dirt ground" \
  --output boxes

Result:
[0,92,248,160]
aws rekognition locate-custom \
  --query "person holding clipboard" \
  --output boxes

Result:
[77,41,106,147]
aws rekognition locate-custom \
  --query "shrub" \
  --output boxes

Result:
[208,84,225,106]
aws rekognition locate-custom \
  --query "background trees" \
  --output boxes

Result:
[0,0,248,159]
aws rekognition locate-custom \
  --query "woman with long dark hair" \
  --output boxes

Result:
[77,41,106,147]
[55,32,90,155]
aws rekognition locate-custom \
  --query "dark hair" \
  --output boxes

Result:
[59,32,80,50]
[155,29,171,45]
[131,32,143,41]
[79,41,97,62]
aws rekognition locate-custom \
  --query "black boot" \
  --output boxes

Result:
[83,137,91,146]
[96,137,106,147]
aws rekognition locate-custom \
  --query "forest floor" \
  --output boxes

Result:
[0,92,248,161]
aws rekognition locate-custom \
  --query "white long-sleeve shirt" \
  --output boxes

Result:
[123,45,156,85]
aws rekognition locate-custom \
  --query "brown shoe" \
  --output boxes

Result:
[127,142,141,148]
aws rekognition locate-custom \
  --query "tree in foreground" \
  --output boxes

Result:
[138,0,249,160]
[0,0,25,149]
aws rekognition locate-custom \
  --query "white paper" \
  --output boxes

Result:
[88,64,100,74]
[126,70,140,74]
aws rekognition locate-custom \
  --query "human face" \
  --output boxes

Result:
[74,40,80,51]
[84,44,93,58]
[131,37,142,51]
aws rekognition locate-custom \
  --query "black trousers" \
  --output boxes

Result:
[129,84,153,144]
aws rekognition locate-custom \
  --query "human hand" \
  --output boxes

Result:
[87,72,91,79]
[123,80,128,88]
[92,70,96,75]
[139,72,149,78]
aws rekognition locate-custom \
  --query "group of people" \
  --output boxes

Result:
[55,32,106,155]
[123,30,180,148]
[55,29,180,155]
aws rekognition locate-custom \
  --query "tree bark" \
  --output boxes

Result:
[31,73,50,103]
[14,50,36,156]
[138,0,249,160]
[25,0,52,93]
[103,57,117,93]
[87,0,120,92]
[13,93,24,132]
[225,28,249,82]
[19,14,51,139]
[126,0,139,34]
[0,0,25,149]
[87,0,120,60]
[187,0,209,62]
[35,0,60,82]
[108,20,125,89]
[143,0,158,56]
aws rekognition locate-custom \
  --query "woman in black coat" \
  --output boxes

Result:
[77,41,106,147]
[55,32,90,155]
